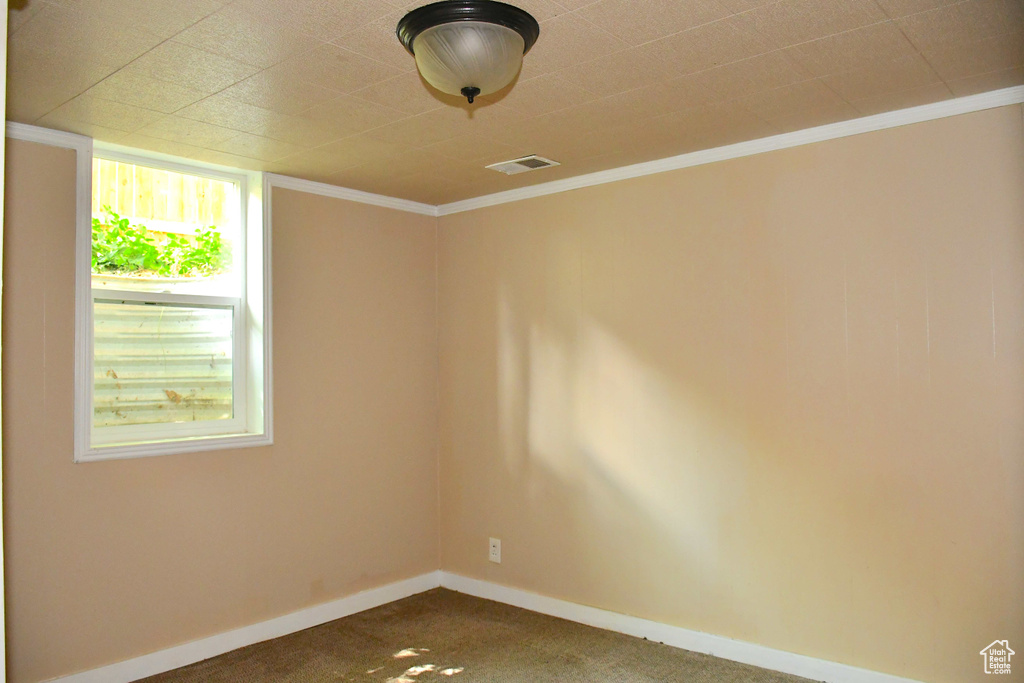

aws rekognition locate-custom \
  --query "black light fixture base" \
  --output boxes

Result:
[397,0,541,56]
[461,86,481,104]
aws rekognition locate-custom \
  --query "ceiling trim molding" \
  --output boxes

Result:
[435,85,1024,216]
[6,120,92,153]
[8,85,1023,219]
[265,173,439,217]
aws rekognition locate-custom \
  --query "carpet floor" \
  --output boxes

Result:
[139,588,817,682]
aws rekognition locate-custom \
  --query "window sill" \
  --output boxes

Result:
[75,431,273,463]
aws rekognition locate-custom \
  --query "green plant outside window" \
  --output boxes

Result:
[91,206,231,278]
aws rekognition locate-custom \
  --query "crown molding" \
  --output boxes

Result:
[8,85,1023,219]
[6,121,92,152]
[435,84,1024,216]
[265,173,438,216]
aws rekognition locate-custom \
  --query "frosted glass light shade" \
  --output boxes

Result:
[413,21,525,99]
[397,2,540,104]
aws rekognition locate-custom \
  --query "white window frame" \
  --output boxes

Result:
[75,143,273,462]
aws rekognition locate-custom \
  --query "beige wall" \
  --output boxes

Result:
[4,104,1023,683]
[2,140,439,682]
[437,105,1024,683]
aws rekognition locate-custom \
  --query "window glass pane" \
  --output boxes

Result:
[93,301,234,428]
[91,158,240,297]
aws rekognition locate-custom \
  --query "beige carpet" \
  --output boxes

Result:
[139,588,817,682]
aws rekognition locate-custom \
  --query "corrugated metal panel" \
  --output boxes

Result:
[93,302,233,427]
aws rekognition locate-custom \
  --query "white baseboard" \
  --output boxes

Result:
[439,572,926,683]
[46,570,926,683]
[47,571,442,683]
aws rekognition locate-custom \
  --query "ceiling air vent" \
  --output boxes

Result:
[486,155,561,176]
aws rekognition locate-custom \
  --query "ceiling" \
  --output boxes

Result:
[7,0,1023,205]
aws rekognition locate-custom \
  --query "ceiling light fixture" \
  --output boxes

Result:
[397,0,540,104]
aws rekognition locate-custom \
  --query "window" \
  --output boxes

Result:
[76,147,271,461]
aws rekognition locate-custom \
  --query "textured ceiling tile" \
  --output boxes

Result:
[552,121,663,161]
[116,132,207,159]
[321,165,405,194]
[570,85,677,123]
[298,95,410,137]
[462,113,547,153]
[5,48,116,122]
[44,0,226,41]
[898,0,1024,51]
[734,78,858,123]
[135,115,241,147]
[405,160,487,187]
[32,119,129,143]
[432,109,534,151]
[126,41,262,96]
[210,133,306,161]
[387,0,441,10]
[517,12,629,80]
[479,72,599,119]
[873,0,961,20]
[576,0,733,46]
[550,0,601,9]
[397,183,466,206]
[500,106,654,160]
[550,96,654,134]
[39,94,164,134]
[233,0,395,42]
[172,4,321,69]
[7,2,47,34]
[10,3,163,71]
[270,135,407,177]
[385,147,460,175]
[945,65,1024,96]
[359,107,472,149]
[563,44,680,98]
[689,50,814,101]
[85,71,207,114]
[217,70,341,116]
[267,152,349,179]
[653,102,777,149]
[349,72,455,115]
[849,81,953,114]
[601,118,697,155]
[639,73,723,114]
[734,0,888,49]
[498,0,573,22]
[643,16,775,78]
[421,134,522,164]
[716,0,775,12]
[5,0,1007,201]
[335,11,418,72]
[767,106,861,132]
[921,31,1024,81]
[189,148,268,171]
[250,114,353,148]
[176,94,282,134]
[271,43,404,94]
[821,53,942,101]
[896,1,1024,82]
[784,21,920,77]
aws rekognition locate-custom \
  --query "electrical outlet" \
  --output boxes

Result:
[488,537,501,563]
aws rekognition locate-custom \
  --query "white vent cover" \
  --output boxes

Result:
[486,155,561,175]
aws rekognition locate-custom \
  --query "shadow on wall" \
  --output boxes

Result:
[446,130,1024,683]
